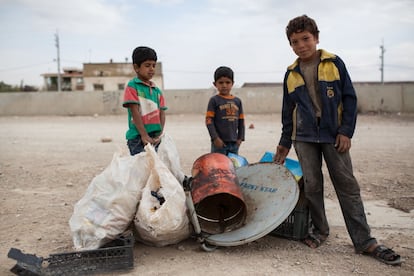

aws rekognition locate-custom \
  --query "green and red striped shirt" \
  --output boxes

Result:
[122,77,167,140]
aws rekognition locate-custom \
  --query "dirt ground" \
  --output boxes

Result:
[0,113,413,276]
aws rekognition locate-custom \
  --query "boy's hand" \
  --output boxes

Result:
[274,145,289,165]
[153,135,162,146]
[213,137,225,148]
[236,139,242,146]
[335,134,351,153]
[141,134,154,145]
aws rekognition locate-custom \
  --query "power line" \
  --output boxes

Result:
[385,64,414,70]
[164,70,284,74]
[0,62,54,72]
[60,59,86,63]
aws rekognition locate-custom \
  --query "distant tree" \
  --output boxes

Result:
[0,81,18,92]
[0,81,38,92]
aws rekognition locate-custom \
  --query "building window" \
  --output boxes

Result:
[75,78,84,90]
[118,83,125,90]
[62,77,73,91]
[93,84,104,91]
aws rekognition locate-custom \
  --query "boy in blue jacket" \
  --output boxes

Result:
[274,15,401,265]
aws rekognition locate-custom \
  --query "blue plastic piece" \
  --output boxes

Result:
[259,151,303,179]
[227,152,249,168]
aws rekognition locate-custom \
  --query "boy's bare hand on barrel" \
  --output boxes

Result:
[274,145,289,165]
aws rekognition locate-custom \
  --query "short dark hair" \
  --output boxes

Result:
[286,15,319,43]
[214,66,234,82]
[132,46,157,66]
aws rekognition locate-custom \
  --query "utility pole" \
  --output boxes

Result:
[379,39,385,84]
[55,30,62,92]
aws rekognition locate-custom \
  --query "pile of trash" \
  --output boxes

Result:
[7,134,193,275]
[8,136,306,275]
[69,133,192,250]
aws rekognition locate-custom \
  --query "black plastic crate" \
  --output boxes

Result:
[44,232,134,275]
[270,181,310,240]
[9,231,134,276]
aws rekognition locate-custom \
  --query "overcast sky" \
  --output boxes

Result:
[1,0,413,89]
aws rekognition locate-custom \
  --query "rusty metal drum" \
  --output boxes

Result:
[191,153,247,234]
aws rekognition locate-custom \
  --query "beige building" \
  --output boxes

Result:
[83,61,163,91]
[42,67,84,91]
[41,61,163,91]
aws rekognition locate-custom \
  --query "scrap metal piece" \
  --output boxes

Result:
[8,248,43,275]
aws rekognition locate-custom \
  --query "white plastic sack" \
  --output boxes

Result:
[134,144,191,247]
[157,133,186,184]
[69,151,149,250]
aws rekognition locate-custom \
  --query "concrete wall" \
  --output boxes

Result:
[0,91,123,116]
[0,83,413,116]
[163,88,282,114]
[354,83,414,113]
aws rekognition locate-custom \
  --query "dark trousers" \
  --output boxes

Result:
[127,132,160,156]
[294,141,377,252]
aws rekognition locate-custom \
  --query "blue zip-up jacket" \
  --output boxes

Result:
[279,49,357,149]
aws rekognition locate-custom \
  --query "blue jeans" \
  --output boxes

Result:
[294,141,377,252]
[211,141,239,155]
[127,132,160,156]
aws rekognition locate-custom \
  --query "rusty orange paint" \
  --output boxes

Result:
[191,153,244,205]
[191,153,247,234]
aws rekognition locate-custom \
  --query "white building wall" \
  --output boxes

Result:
[83,76,164,91]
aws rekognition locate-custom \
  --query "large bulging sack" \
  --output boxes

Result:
[69,151,149,250]
[134,144,191,247]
